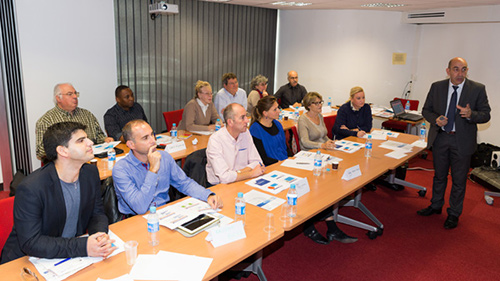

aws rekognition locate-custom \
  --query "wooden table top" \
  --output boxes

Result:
[0,185,283,281]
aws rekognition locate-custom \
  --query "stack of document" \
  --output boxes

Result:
[281,151,342,171]
[379,140,414,159]
[30,231,125,281]
[334,140,365,153]
[92,141,121,155]
[142,198,227,230]
[245,170,302,194]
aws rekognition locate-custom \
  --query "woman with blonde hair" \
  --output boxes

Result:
[333,86,372,140]
[249,96,289,166]
[297,92,357,245]
[178,80,221,132]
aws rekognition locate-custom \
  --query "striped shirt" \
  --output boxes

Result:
[35,106,107,158]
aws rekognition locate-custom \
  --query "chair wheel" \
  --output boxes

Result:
[366,231,378,240]
[485,195,494,205]
[418,190,426,197]
[366,228,383,240]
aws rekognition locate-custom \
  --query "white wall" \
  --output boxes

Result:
[275,10,417,107]
[411,22,500,145]
[276,8,499,145]
[15,0,117,170]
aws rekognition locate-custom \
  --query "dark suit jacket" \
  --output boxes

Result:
[0,162,108,264]
[422,79,491,155]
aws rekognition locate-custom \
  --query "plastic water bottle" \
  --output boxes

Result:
[420,122,427,142]
[313,150,323,176]
[147,206,160,246]
[287,184,298,218]
[294,106,300,120]
[235,192,246,226]
[215,119,222,131]
[405,101,411,111]
[328,97,332,107]
[170,123,178,141]
[107,148,116,169]
[365,134,372,158]
[278,110,283,121]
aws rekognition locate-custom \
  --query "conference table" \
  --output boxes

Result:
[0,130,425,280]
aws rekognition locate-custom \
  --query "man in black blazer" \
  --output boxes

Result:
[1,122,116,264]
[417,57,491,229]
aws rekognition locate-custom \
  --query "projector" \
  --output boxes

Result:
[149,1,179,15]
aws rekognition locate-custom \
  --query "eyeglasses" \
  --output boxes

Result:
[311,101,324,106]
[59,91,80,97]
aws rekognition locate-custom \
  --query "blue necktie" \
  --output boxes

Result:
[444,86,458,133]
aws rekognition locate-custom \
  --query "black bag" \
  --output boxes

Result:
[471,142,500,168]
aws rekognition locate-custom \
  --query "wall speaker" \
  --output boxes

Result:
[491,151,500,169]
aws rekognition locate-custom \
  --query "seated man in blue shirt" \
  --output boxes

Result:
[112,119,223,215]
[104,85,148,142]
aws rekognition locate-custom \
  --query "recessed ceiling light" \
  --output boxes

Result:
[271,1,312,7]
[361,3,405,8]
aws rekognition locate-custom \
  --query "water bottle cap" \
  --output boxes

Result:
[237,192,243,198]
[217,119,220,121]
[290,184,296,189]
[368,134,372,139]
[316,150,321,154]
[150,206,156,213]
[326,168,331,172]
[422,122,426,126]
[172,123,176,126]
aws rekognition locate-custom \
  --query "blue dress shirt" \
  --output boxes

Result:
[112,150,213,215]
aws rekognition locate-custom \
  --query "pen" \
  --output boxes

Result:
[296,162,309,164]
[54,257,71,267]
[259,162,263,167]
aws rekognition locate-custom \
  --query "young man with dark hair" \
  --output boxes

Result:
[1,122,115,264]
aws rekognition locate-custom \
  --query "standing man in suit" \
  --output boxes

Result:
[417,57,491,229]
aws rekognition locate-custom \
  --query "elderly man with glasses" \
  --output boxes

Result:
[35,83,113,160]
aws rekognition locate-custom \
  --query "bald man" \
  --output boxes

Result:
[417,57,491,229]
[274,70,308,108]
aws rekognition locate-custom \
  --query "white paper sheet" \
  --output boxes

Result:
[385,150,408,159]
[92,141,121,155]
[189,130,213,135]
[411,140,427,148]
[379,140,413,152]
[206,220,246,248]
[334,140,365,154]
[130,251,213,281]
[244,190,286,211]
[96,274,133,281]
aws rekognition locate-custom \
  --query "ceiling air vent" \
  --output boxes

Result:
[407,12,445,19]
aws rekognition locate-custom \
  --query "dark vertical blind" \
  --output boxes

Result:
[0,0,32,176]
[114,0,277,132]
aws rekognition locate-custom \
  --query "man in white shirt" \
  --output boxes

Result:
[206,103,265,185]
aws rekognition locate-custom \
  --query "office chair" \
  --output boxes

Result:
[382,98,419,133]
[101,177,123,224]
[484,191,500,205]
[0,196,15,252]
[323,115,337,140]
[288,126,301,155]
[162,109,184,132]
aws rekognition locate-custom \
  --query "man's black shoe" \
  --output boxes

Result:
[326,230,358,244]
[444,215,459,229]
[417,206,442,216]
[305,230,329,245]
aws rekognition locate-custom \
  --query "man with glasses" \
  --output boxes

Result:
[214,72,247,121]
[417,57,491,229]
[35,83,113,160]
[274,70,308,109]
